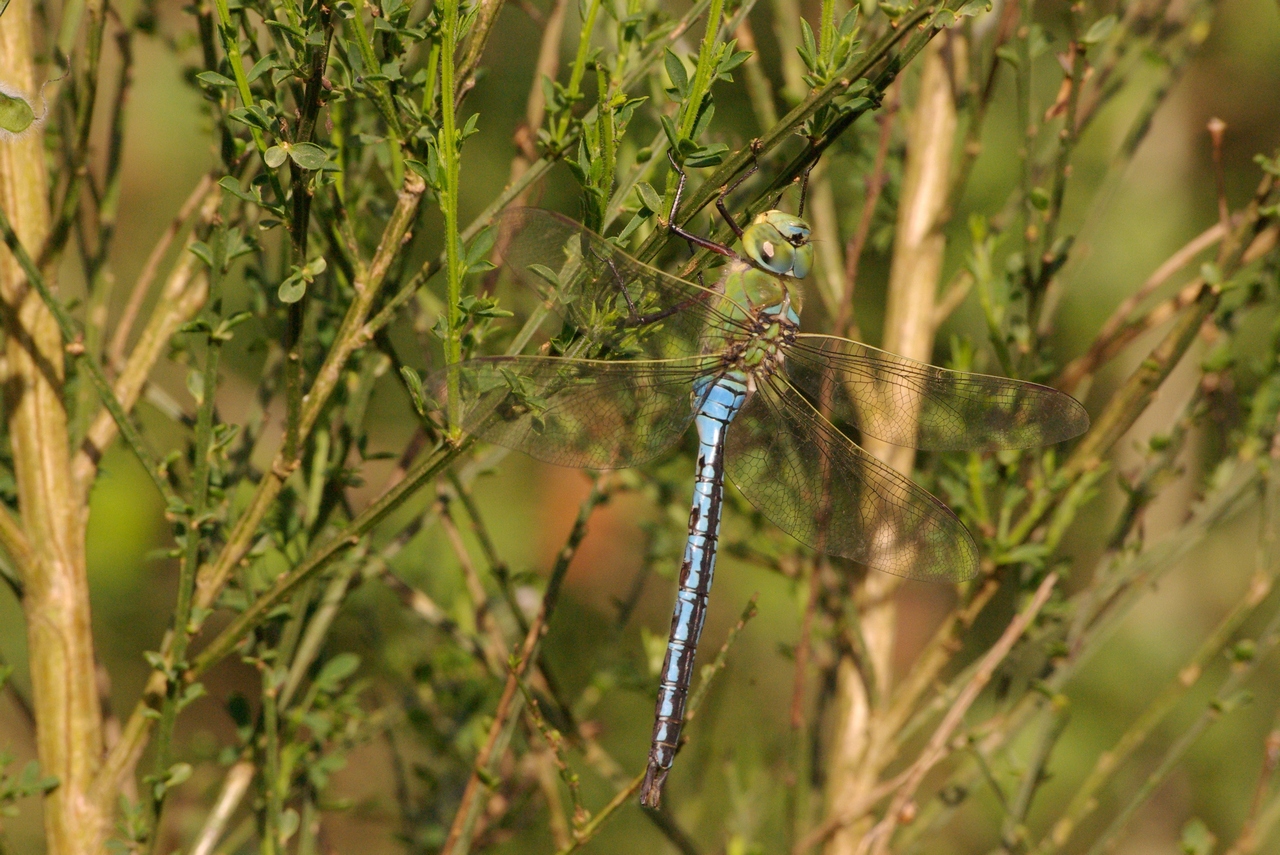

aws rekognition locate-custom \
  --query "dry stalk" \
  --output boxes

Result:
[823,36,956,855]
[189,760,255,855]
[105,171,217,370]
[0,5,107,852]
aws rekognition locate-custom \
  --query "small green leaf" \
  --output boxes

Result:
[1083,14,1117,45]
[279,808,300,842]
[717,49,751,76]
[278,272,307,303]
[400,366,429,418]
[288,141,327,170]
[659,114,682,153]
[303,256,327,276]
[526,264,562,291]
[405,158,432,182]
[1028,186,1050,210]
[995,45,1021,67]
[315,652,361,690]
[663,49,689,98]
[0,91,34,134]
[1179,818,1215,855]
[218,175,258,204]
[685,143,729,168]
[635,182,663,213]
[798,20,818,71]
[227,106,271,131]
[176,682,207,711]
[188,241,214,268]
[957,0,990,16]
[196,71,237,89]
[186,369,205,405]
[464,227,496,267]
[460,111,480,141]
[264,145,288,168]
[246,54,277,82]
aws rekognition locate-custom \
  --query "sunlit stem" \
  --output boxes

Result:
[677,0,725,139]
[818,0,835,64]
[441,0,464,437]
[553,0,602,141]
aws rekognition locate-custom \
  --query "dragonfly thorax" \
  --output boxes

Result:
[715,296,798,380]
[741,210,813,279]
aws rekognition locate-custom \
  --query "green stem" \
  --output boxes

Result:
[676,0,725,139]
[145,204,228,849]
[639,2,942,264]
[208,0,287,206]
[551,0,602,142]
[441,0,464,436]
[347,7,406,140]
[441,477,612,855]
[261,666,282,855]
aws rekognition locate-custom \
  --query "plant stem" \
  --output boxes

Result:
[823,36,955,855]
[862,573,1059,855]
[146,201,229,846]
[441,0,464,435]
[0,7,107,853]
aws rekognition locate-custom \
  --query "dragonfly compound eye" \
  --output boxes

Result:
[744,222,797,276]
[745,211,813,278]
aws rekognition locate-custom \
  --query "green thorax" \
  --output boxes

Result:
[709,210,814,374]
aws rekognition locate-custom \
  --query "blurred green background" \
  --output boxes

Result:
[4,0,1280,851]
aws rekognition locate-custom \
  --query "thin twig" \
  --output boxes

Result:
[106,172,216,370]
[1225,723,1280,855]
[73,188,218,496]
[190,172,424,614]
[553,596,758,855]
[1084,587,1280,855]
[189,760,255,855]
[1037,569,1275,854]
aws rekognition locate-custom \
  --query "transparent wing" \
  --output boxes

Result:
[725,376,979,582]
[436,355,718,469]
[785,334,1090,451]
[498,208,748,359]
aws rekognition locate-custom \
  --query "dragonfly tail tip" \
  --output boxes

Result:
[639,764,668,809]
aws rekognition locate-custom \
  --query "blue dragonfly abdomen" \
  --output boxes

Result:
[643,372,749,803]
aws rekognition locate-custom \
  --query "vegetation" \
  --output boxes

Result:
[0,0,1277,852]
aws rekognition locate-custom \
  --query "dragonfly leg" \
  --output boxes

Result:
[714,154,759,239]
[591,245,642,319]
[796,157,816,217]
[666,150,738,260]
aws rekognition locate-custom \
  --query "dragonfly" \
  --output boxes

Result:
[436,162,1089,808]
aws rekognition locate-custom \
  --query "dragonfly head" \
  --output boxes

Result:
[742,211,813,279]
